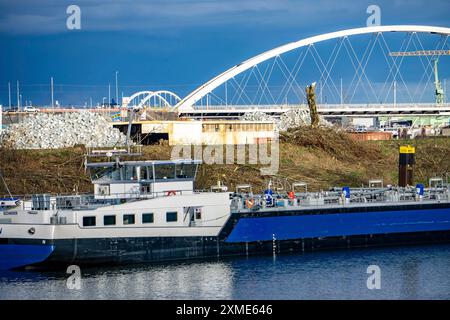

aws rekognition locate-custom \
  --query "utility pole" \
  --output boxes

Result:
[8,82,11,109]
[51,77,54,108]
[319,81,323,104]
[16,81,20,110]
[225,82,228,106]
[115,71,119,107]
[108,83,111,107]
[444,79,447,103]
[393,80,397,107]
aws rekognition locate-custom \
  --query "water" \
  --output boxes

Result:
[1,244,449,300]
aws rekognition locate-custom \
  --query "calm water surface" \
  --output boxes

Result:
[1,243,449,300]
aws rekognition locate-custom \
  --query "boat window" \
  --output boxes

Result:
[155,164,175,180]
[140,166,153,180]
[142,213,154,223]
[195,208,202,220]
[166,211,178,222]
[90,166,120,181]
[123,214,135,225]
[175,163,196,179]
[104,215,116,226]
[83,216,96,227]
[90,166,111,180]
[124,166,139,181]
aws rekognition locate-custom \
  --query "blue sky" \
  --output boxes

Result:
[0,0,449,106]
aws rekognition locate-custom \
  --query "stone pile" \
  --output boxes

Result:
[277,108,312,131]
[240,110,274,122]
[240,107,330,132]
[0,111,128,149]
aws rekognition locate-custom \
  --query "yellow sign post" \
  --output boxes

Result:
[399,145,415,187]
[399,145,415,154]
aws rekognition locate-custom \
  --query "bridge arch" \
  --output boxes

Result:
[136,90,182,110]
[175,25,450,112]
[124,90,181,110]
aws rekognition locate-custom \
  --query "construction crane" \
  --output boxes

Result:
[389,50,449,104]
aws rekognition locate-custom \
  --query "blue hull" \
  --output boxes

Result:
[2,205,450,270]
[0,244,54,270]
[225,207,450,242]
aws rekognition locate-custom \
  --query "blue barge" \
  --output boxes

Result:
[1,158,450,270]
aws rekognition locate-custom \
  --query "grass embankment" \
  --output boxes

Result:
[1,127,449,195]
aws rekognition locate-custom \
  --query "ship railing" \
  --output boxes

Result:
[92,189,195,202]
[52,189,196,209]
[233,187,450,211]
[3,186,449,211]
[85,145,143,157]
[1,189,194,211]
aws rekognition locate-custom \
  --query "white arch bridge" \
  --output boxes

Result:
[123,90,182,111]
[171,25,450,118]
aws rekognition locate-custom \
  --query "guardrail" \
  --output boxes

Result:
[1,189,199,211]
[188,103,450,111]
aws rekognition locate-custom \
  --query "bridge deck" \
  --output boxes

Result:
[178,104,450,119]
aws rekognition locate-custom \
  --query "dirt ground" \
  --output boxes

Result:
[1,126,449,196]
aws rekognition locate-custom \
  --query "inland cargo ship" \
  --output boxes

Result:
[1,150,450,270]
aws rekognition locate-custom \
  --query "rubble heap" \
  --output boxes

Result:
[277,108,311,131]
[240,110,274,122]
[241,107,330,132]
[0,111,128,149]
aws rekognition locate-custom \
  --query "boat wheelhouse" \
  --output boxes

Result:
[86,159,200,201]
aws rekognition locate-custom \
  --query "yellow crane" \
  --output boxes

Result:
[389,50,449,104]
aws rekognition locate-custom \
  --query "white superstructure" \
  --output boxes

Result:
[0,159,232,241]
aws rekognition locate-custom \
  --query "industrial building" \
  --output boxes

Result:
[113,120,276,146]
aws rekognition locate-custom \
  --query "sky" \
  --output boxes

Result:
[0,0,449,106]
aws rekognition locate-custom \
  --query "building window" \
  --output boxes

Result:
[142,213,154,224]
[123,214,135,225]
[104,215,116,226]
[83,216,96,227]
[166,211,178,222]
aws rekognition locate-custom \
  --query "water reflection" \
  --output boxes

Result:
[401,258,419,300]
[1,244,449,300]
[0,260,235,300]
